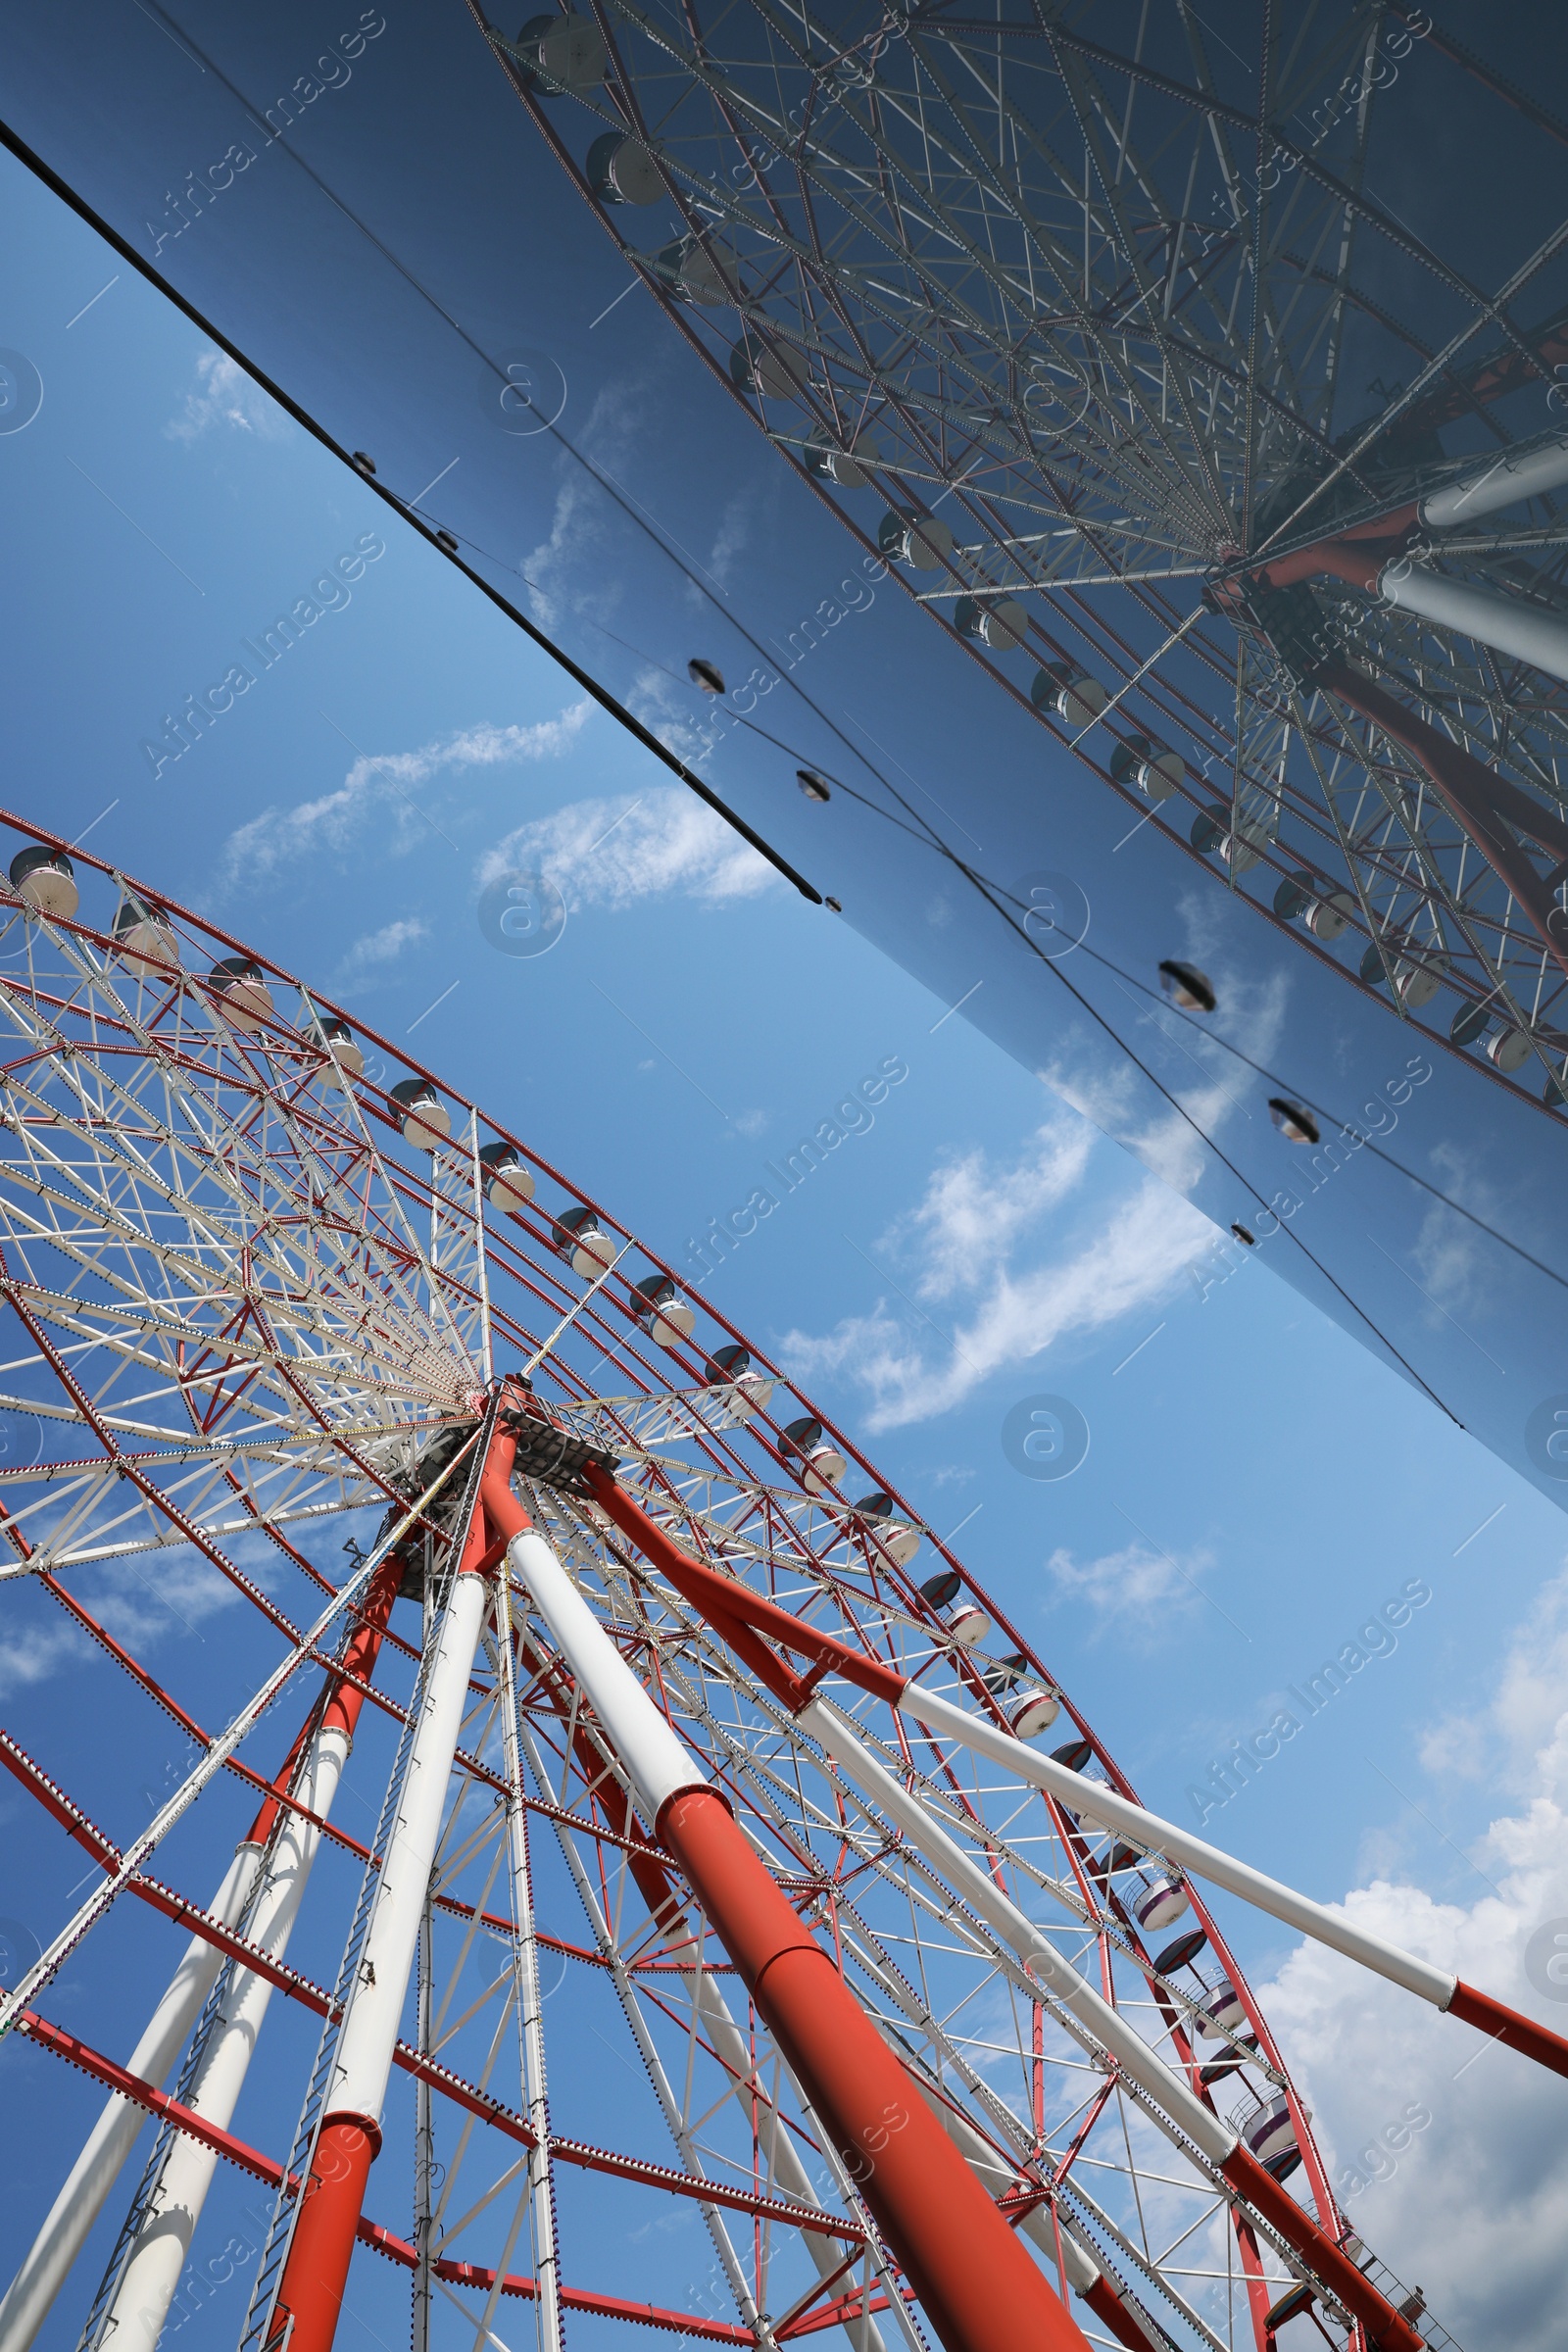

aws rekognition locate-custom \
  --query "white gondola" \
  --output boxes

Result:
[1157,959,1215,1012]
[853,1491,920,1568]
[730,337,806,401]
[1304,888,1355,942]
[9,845,78,920]
[1268,1097,1320,1145]
[1243,2094,1299,2174]
[389,1078,451,1151]
[920,1569,990,1647]
[656,236,737,307]
[1196,1976,1249,2038]
[209,956,273,1036]
[552,1203,616,1276]
[632,1273,695,1348]
[1008,1685,1060,1739]
[805,428,881,488]
[877,512,956,571]
[1395,959,1440,1011]
[1110,736,1184,802]
[479,1139,535,1212]
[514,12,606,91]
[1220,819,1270,874]
[1031,665,1107,731]
[1488,1026,1532,1073]
[703,1343,773,1419]
[112,894,177,976]
[1134,1876,1191,1935]
[318,1016,363,1087]
[586,129,662,205]
[780,1414,845,1495]
[956,596,1030,653]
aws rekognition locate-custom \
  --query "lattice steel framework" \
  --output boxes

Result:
[0,812,1463,2352]
[480,0,1568,1113]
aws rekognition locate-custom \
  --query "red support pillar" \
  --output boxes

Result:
[483,1440,1091,2352]
[1321,655,1568,984]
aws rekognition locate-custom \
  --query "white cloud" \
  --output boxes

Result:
[1258,1574,1568,2348]
[1409,1143,1499,1321]
[1046,1540,1207,1628]
[520,383,637,630]
[710,490,752,587]
[334,915,428,984]
[478,786,773,912]
[167,352,289,444]
[1042,946,1289,1198]
[0,1552,244,1701]
[0,1618,88,1699]
[220,710,591,889]
[780,1167,1212,1430]
[893,1123,1095,1302]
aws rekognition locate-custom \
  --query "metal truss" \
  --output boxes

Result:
[0,815,1458,2352]
[479,0,1568,1111]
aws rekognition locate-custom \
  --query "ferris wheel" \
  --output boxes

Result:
[0,813,1559,2352]
[479,0,1568,1112]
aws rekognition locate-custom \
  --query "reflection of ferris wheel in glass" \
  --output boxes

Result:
[487,2,1568,1111]
[0,814,1559,2352]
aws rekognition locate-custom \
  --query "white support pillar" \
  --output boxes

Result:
[95,1727,355,2352]
[328,1571,490,2129]
[0,1849,260,2352]
[1380,563,1568,686]
[803,1700,1235,2168]
[493,1584,562,2352]
[896,1688,1455,2009]
[1420,432,1568,528]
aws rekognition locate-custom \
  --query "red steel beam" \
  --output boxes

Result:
[0,1726,860,2241]
[14,2008,756,2344]
[490,1442,1092,2352]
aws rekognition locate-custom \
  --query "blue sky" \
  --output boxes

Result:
[3,141,1568,2348]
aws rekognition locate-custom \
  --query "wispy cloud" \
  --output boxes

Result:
[334,914,429,985]
[220,710,591,890]
[710,489,753,588]
[895,1124,1095,1302]
[1260,1574,1568,2350]
[1044,943,1289,1197]
[520,383,638,631]
[478,786,773,911]
[780,1120,1212,1431]
[1046,1540,1210,1627]
[0,1555,243,1700]
[167,352,289,444]
[0,1619,88,1700]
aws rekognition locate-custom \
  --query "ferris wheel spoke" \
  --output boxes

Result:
[0,829,1462,2351]
[497,10,1568,1123]
[547,1497,1350,2325]
[0,1083,462,1411]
